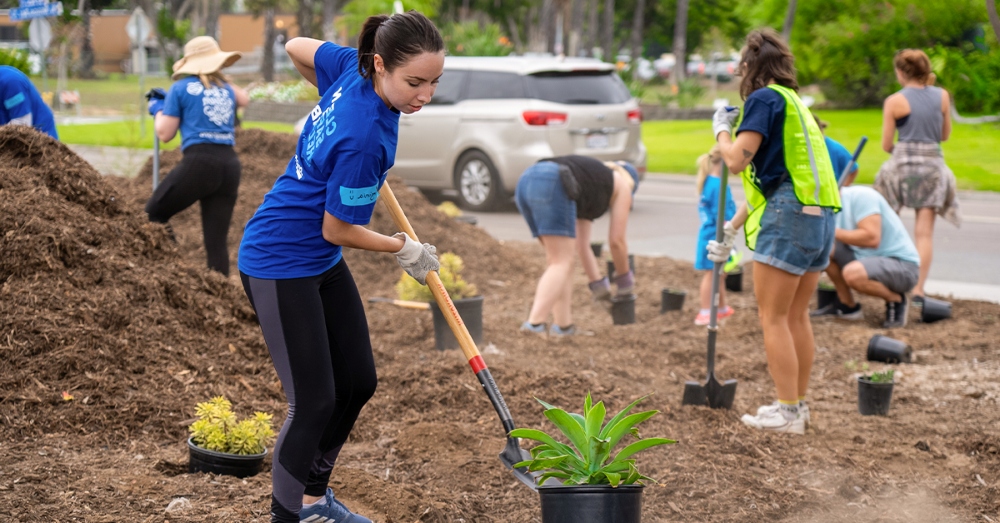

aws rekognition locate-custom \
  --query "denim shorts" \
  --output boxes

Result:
[515,162,577,238]
[752,181,836,275]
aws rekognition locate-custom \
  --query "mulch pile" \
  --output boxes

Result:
[1,126,997,522]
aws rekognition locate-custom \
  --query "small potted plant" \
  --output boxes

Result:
[396,252,482,351]
[511,393,675,523]
[858,370,895,416]
[724,252,744,292]
[188,396,275,478]
[816,281,839,309]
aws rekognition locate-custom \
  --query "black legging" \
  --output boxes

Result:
[145,143,240,276]
[240,260,378,523]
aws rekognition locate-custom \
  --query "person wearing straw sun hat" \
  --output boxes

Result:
[144,36,250,276]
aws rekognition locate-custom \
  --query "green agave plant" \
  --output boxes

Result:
[510,393,675,486]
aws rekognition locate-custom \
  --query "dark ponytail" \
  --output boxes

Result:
[357,10,444,80]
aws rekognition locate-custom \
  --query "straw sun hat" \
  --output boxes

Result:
[171,36,242,80]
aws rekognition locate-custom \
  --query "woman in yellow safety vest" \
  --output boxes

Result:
[708,29,841,435]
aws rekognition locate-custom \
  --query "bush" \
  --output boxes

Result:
[441,22,512,57]
[929,46,1000,115]
[189,396,275,455]
[0,49,31,76]
[396,252,478,302]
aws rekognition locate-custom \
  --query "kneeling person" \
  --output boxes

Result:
[813,182,919,328]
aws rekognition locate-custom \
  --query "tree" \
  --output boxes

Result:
[297,0,316,39]
[781,0,796,42]
[246,0,280,81]
[569,0,584,56]
[585,0,598,54]
[601,0,614,60]
[989,0,1000,42]
[629,0,645,62]
[671,0,689,82]
[78,0,116,77]
[322,0,341,42]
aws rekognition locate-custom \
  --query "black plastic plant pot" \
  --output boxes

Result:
[611,294,637,325]
[660,288,686,313]
[921,297,952,323]
[867,335,912,364]
[817,287,839,309]
[539,484,643,523]
[429,295,484,351]
[607,255,636,280]
[857,377,894,416]
[590,242,603,258]
[725,268,743,292]
[453,215,478,226]
[188,437,266,478]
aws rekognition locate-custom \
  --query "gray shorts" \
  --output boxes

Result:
[833,241,919,294]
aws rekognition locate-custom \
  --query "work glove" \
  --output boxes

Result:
[712,105,740,140]
[393,232,439,285]
[706,222,737,263]
[589,277,613,312]
[146,88,167,116]
[613,270,635,296]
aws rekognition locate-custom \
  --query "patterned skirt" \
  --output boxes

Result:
[873,141,962,227]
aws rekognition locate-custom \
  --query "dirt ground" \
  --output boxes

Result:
[1,126,998,522]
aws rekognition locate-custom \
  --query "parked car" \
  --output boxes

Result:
[391,56,647,211]
[653,55,675,78]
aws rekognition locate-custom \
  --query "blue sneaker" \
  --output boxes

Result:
[299,488,371,523]
[519,321,546,335]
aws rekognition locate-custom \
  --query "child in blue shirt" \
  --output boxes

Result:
[694,144,736,325]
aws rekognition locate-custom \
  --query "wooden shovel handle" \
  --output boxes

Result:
[378,185,487,373]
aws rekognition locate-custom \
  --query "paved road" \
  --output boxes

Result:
[460,174,1000,303]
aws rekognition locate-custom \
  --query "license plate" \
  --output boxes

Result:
[586,133,610,149]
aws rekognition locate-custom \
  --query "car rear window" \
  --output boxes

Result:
[428,70,467,105]
[525,71,631,105]
[465,71,526,100]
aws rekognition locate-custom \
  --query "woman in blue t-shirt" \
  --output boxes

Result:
[708,29,836,436]
[238,12,443,523]
[145,36,249,276]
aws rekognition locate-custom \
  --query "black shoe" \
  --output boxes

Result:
[811,302,862,320]
[912,295,925,309]
[883,295,908,328]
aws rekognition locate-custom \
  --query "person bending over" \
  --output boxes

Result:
[515,155,640,336]
[812,170,919,328]
[0,65,58,139]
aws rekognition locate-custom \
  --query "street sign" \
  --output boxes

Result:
[125,7,153,46]
[28,18,52,53]
[9,2,62,21]
[20,0,47,7]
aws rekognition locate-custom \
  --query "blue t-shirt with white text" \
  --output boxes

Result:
[238,43,400,279]
[163,76,237,150]
[0,65,58,139]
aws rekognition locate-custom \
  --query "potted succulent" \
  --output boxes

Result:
[188,396,275,478]
[396,252,482,351]
[857,370,895,416]
[511,393,675,523]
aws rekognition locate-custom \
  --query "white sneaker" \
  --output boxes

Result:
[757,402,811,427]
[741,408,806,435]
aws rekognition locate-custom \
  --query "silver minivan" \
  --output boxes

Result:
[391,56,647,211]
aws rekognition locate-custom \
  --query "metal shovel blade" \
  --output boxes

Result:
[706,373,738,410]
[498,436,543,490]
[682,380,708,406]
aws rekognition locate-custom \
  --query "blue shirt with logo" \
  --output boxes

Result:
[0,65,58,139]
[163,76,237,150]
[238,43,400,279]
[825,136,859,182]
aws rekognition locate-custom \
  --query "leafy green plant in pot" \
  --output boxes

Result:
[858,370,895,416]
[511,393,675,523]
[397,252,482,351]
[187,396,275,478]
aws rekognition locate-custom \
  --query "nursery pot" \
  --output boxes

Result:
[867,335,912,364]
[539,484,643,523]
[607,255,636,280]
[611,294,637,325]
[660,289,686,313]
[725,267,743,292]
[187,437,266,478]
[857,377,894,416]
[590,242,603,258]
[816,286,840,309]
[921,297,952,323]
[429,295,484,351]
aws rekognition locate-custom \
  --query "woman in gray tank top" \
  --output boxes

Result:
[874,48,961,301]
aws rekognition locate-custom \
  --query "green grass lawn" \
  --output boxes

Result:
[56,120,296,150]
[31,75,174,112]
[643,109,1000,192]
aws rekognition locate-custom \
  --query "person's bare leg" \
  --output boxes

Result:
[788,271,821,398]
[753,262,802,403]
[824,259,856,307]
[718,272,728,309]
[552,264,575,327]
[527,236,576,325]
[843,261,901,302]
[913,208,936,297]
[699,271,712,309]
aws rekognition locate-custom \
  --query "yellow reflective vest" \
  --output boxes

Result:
[740,84,841,250]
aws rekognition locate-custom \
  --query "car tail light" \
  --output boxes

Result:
[627,109,643,124]
[637,165,647,175]
[522,111,567,126]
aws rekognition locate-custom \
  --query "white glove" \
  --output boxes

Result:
[706,222,737,263]
[712,106,740,140]
[393,233,439,285]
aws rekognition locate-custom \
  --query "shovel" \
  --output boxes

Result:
[837,136,868,189]
[367,297,430,310]
[682,162,738,409]
[378,184,541,491]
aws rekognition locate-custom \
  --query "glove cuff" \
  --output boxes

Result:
[393,233,422,263]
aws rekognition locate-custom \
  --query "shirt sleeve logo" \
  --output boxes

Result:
[4,92,25,109]
[186,82,204,96]
[339,185,379,206]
